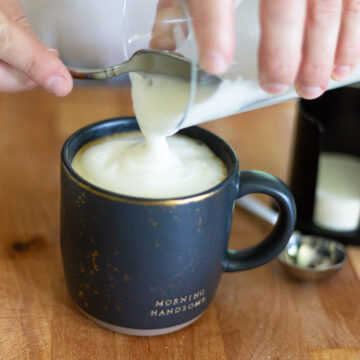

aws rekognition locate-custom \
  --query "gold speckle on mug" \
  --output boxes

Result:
[89,270,95,275]
[114,305,122,312]
[113,267,120,272]
[93,290,99,295]
[84,302,89,308]
[152,222,158,227]
[91,250,99,272]
[123,274,130,281]
[80,263,86,273]
[155,243,160,248]
[106,293,111,299]
[114,251,119,256]
[75,196,84,208]
[198,217,202,226]
[78,290,84,299]
[109,284,115,288]
[104,306,109,311]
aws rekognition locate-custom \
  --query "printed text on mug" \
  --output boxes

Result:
[150,289,206,317]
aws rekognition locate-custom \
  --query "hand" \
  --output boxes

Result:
[258,0,360,99]
[0,0,72,96]
[152,0,360,100]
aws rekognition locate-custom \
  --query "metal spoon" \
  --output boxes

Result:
[67,49,220,85]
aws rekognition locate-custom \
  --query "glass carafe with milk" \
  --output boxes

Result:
[22,0,360,129]
[127,0,360,135]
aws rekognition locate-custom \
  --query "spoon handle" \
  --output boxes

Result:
[236,196,279,225]
[67,64,127,80]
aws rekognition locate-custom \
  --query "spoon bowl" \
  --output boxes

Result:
[278,235,347,281]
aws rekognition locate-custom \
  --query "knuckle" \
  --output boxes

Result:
[309,0,341,25]
[13,14,28,27]
[260,50,299,81]
[22,57,37,77]
[338,42,360,61]
[22,80,37,91]
[261,0,304,29]
[0,12,10,51]
[302,63,323,75]
[265,62,295,77]
[300,61,332,82]
[343,0,360,17]
[13,15,36,38]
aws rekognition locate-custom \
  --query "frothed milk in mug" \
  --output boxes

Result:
[72,132,226,198]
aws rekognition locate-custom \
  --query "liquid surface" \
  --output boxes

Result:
[72,131,227,199]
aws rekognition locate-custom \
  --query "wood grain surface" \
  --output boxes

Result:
[0,87,359,360]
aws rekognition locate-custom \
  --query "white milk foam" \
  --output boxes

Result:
[72,131,226,199]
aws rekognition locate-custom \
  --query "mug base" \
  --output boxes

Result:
[77,306,203,336]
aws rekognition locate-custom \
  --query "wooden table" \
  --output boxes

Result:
[0,87,359,360]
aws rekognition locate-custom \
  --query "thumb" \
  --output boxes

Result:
[0,11,73,96]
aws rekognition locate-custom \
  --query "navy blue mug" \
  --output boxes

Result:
[61,117,296,336]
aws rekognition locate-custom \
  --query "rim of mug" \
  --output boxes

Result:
[61,117,239,205]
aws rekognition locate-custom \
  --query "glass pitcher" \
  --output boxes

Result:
[20,0,360,128]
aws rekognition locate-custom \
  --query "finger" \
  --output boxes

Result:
[332,0,360,80]
[0,0,37,36]
[188,0,235,75]
[150,0,188,51]
[0,61,36,92]
[0,12,73,96]
[258,0,306,94]
[295,0,342,99]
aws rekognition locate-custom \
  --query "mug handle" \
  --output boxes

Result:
[223,170,296,272]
